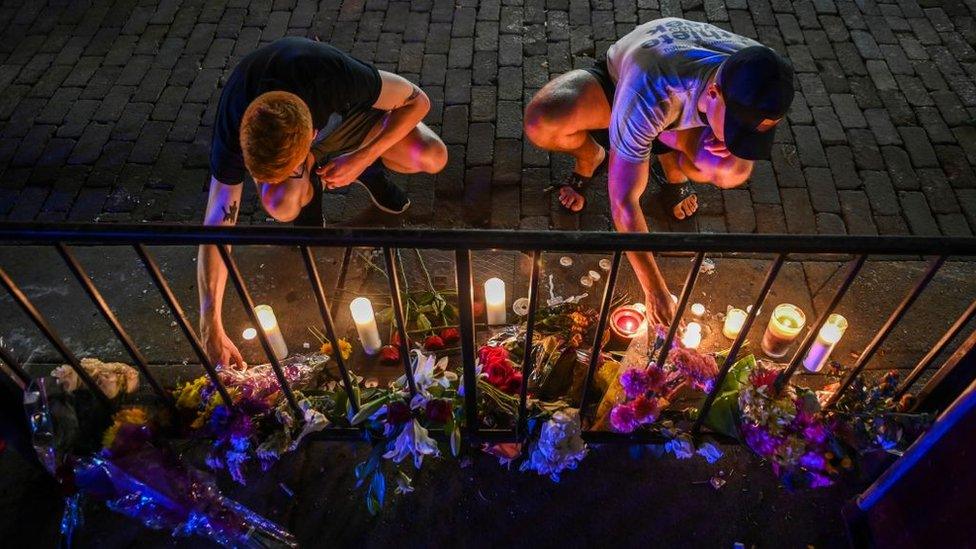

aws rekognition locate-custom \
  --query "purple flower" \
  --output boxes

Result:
[809,472,833,488]
[803,423,828,445]
[742,424,781,456]
[620,368,650,399]
[610,404,639,433]
[799,451,828,472]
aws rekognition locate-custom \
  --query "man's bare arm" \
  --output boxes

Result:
[607,151,677,327]
[198,176,246,368]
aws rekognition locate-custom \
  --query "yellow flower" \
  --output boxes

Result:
[174,376,209,410]
[190,386,238,430]
[321,338,353,361]
[102,407,150,449]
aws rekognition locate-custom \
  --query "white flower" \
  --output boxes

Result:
[52,359,140,398]
[383,418,440,469]
[399,350,457,396]
[520,409,588,481]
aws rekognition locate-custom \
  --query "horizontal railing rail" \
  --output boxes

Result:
[0,222,975,255]
[1,222,975,448]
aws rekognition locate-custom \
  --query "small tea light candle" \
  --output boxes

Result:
[485,278,506,325]
[254,304,288,360]
[723,307,748,340]
[803,314,848,372]
[350,297,382,355]
[762,303,806,359]
[242,327,257,341]
[609,305,645,343]
[681,322,702,349]
[690,303,706,318]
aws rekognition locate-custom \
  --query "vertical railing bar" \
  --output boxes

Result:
[382,247,418,396]
[0,343,31,387]
[0,266,111,406]
[655,252,706,368]
[693,253,787,435]
[578,251,622,419]
[454,249,478,439]
[894,298,976,400]
[56,243,177,414]
[516,250,542,440]
[300,246,359,414]
[335,247,353,291]
[775,253,869,392]
[826,255,947,408]
[217,245,304,419]
[134,244,235,408]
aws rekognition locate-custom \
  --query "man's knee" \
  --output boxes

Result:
[712,160,753,189]
[421,138,448,174]
[524,89,577,146]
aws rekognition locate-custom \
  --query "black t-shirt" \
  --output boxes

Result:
[210,37,382,184]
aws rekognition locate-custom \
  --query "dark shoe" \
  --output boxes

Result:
[356,165,410,214]
[651,161,698,220]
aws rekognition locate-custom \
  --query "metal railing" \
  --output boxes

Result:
[1,222,975,446]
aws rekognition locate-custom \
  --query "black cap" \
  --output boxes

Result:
[718,46,795,160]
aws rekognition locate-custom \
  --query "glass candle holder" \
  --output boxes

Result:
[723,308,747,340]
[802,314,848,372]
[761,303,806,359]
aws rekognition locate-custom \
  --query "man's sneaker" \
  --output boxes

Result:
[356,166,411,214]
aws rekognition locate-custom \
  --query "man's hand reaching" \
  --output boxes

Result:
[203,325,246,370]
[316,149,374,189]
[645,290,679,332]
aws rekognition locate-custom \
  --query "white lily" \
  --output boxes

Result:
[397,350,457,396]
[383,418,440,469]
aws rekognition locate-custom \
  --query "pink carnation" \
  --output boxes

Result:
[668,347,719,392]
[609,404,639,433]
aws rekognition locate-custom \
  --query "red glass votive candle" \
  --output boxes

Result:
[609,305,645,345]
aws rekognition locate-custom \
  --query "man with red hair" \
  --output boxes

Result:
[200,37,447,369]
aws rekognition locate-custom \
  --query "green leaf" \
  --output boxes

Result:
[351,395,390,425]
[702,354,757,440]
[366,494,380,515]
[377,308,394,322]
[415,313,431,331]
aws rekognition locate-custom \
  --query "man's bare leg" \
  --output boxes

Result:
[375,122,448,174]
[656,128,753,218]
[524,70,612,212]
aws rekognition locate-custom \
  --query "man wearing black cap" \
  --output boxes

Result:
[525,17,794,325]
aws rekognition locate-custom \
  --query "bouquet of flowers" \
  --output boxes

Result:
[51,358,139,399]
[595,325,719,432]
[24,377,296,548]
[349,350,461,514]
[703,354,850,489]
[829,371,932,454]
[173,353,330,484]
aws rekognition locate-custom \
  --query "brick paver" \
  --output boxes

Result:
[1,0,976,237]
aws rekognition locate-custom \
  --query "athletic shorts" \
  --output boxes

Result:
[294,108,387,227]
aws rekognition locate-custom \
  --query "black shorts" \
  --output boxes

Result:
[294,108,387,227]
[583,59,675,155]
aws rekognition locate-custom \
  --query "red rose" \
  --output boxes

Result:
[423,334,445,351]
[483,360,513,387]
[379,345,401,366]
[478,345,510,368]
[425,399,452,423]
[386,401,411,424]
[439,327,461,345]
[503,373,523,395]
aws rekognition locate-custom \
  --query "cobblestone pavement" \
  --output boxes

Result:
[2,0,976,236]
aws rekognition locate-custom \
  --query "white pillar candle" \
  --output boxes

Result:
[803,314,848,372]
[485,277,506,325]
[681,322,702,349]
[723,308,748,340]
[349,297,382,355]
[254,304,288,360]
[690,303,706,318]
